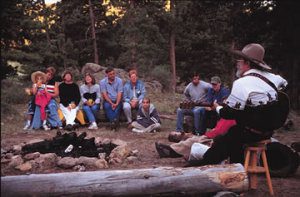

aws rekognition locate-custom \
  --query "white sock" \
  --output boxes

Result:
[26,120,31,125]
[43,120,47,125]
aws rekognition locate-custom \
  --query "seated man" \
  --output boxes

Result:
[100,67,123,130]
[203,76,230,129]
[131,98,161,133]
[123,68,146,126]
[176,72,212,135]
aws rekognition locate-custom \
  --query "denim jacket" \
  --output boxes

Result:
[123,80,146,103]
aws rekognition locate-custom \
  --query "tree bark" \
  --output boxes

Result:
[169,0,176,93]
[88,0,99,64]
[1,164,248,196]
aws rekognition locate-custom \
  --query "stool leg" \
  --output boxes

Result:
[249,151,258,189]
[244,150,250,171]
[261,151,274,196]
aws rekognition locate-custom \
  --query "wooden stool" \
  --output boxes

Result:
[244,139,274,196]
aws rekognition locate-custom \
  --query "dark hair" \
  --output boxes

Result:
[129,69,137,77]
[105,67,114,74]
[84,73,96,85]
[45,66,56,75]
[62,70,73,81]
[192,72,200,78]
[143,97,150,103]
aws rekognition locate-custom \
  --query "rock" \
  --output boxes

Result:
[1,148,7,155]
[111,139,127,147]
[34,153,57,170]
[8,155,24,168]
[15,162,32,172]
[57,157,78,169]
[23,152,40,161]
[130,149,139,156]
[94,137,104,147]
[4,153,14,159]
[126,156,138,163]
[73,165,86,172]
[13,144,24,155]
[109,157,122,165]
[1,158,11,164]
[109,145,131,164]
[95,159,109,169]
[102,138,112,145]
[77,156,98,168]
[81,63,104,75]
[98,153,106,160]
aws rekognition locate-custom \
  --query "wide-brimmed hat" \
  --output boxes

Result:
[31,71,46,83]
[231,43,271,70]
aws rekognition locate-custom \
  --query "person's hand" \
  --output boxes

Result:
[211,100,219,111]
[196,135,208,141]
[37,80,43,87]
[87,99,94,106]
[205,106,212,111]
[112,103,117,110]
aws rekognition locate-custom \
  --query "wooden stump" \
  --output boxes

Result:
[1,164,248,197]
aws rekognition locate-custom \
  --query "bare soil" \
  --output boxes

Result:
[1,104,300,197]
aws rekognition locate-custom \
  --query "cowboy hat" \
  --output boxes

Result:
[231,43,271,70]
[31,71,46,83]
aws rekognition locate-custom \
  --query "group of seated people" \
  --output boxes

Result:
[23,66,161,132]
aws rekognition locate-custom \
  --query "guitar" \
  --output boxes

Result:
[179,100,213,109]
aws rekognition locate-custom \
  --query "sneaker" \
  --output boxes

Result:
[23,124,31,130]
[88,124,98,130]
[43,124,50,131]
[132,128,143,133]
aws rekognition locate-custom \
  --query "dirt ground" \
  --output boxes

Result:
[1,105,300,197]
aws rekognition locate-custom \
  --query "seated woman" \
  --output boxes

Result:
[59,70,81,131]
[80,73,101,130]
[31,67,63,130]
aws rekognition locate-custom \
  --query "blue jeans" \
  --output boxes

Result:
[32,99,62,129]
[103,101,122,122]
[176,107,206,134]
[82,104,100,123]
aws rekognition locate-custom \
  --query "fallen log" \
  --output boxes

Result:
[1,164,248,197]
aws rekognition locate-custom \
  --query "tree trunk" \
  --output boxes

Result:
[1,164,249,196]
[169,0,176,92]
[88,0,99,64]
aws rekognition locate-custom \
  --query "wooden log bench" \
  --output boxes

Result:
[1,164,249,196]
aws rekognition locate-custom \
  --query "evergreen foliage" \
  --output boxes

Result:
[1,0,299,108]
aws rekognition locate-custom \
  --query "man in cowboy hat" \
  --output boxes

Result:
[187,43,288,166]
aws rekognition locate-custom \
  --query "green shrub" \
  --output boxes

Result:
[1,79,31,104]
[149,65,172,91]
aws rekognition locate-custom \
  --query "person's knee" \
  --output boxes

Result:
[123,103,131,111]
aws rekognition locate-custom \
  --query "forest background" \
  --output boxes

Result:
[1,0,300,111]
